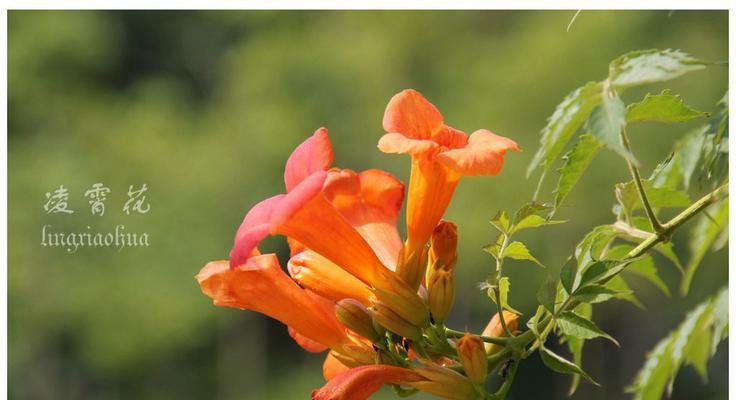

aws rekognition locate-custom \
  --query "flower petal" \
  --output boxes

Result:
[378,133,439,155]
[382,89,444,140]
[289,326,329,353]
[433,125,468,150]
[436,129,520,176]
[404,155,460,253]
[229,194,286,269]
[322,353,350,381]
[323,169,404,268]
[197,256,348,349]
[272,172,392,288]
[312,365,423,400]
[284,127,334,192]
[288,250,374,305]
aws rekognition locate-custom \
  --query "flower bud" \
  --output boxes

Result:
[427,269,455,324]
[456,333,488,384]
[369,301,422,341]
[371,274,429,328]
[335,298,380,343]
[410,362,477,400]
[481,311,518,354]
[396,242,429,290]
[429,220,458,271]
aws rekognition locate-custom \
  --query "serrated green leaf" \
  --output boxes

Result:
[628,288,727,400]
[489,210,510,234]
[626,90,709,123]
[557,311,619,346]
[567,303,591,396]
[575,225,617,268]
[502,241,544,267]
[608,49,711,89]
[527,81,603,177]
[511,202,550,226]
[553,133,601,214]
[527,305,546,337]
[627,334,674,400]
[579,260,628,288]
[511,214,566,234]
[587,93,638,164]
[605,245,671,297]
[540,345,598,385]
[681,199,728,295]
[572,284,625,304]
[710,288,728,355]
[560,258,578,295]
[615,180,691,219]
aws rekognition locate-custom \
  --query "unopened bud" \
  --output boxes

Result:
[369,301,422,341]
[481,311,518,354]
[429,220,458,271]
[428,269,455,324]
[456,333,488,384]
[411,362,477,400]
[372,274,429,328]
[396,242,429,290]
[335,298,380,343]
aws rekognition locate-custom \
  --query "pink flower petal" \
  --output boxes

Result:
[284,127,334,192]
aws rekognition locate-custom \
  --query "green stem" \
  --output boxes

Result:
[494,233,513,336]
[619,128,665,233]
[444,328,509,346]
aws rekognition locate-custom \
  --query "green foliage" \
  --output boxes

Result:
[587,93,636,164]
[607,49,711,89]
[502,241,544,267]
[625,90,709,123]
[556,311,618,345]
[681,199,729,295]
[539,344,598,385]
[627,288,728,400]
[615,179,691,219]
[553,134,601,215]
[527,81,602,177]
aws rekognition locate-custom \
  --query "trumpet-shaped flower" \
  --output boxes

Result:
[379,89,519,287]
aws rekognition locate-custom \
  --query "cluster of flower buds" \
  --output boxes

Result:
[427,220,458,324]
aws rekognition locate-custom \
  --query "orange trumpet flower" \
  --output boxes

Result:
[379,89,520,287]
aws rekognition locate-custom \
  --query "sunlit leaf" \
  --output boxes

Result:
[489,210,510,234]
[527,81,603,177]
[502,241,544,267]
[681,198,728,295]
[608,49,711,89]
[511,214,566,234]
[553,133,601,215]
[615,179,691,219]
[626,90,709,123]
[628,288,728,400]
[587,93,637,164]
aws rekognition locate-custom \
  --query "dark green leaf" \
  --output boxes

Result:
[527,81,603,177]
[626,90,709,123]
[567,303,591,396]
[575,225,617,268]
[572,284,625,304]
[587,93,637,164]
[560,258,578,294]
[579,260,627,288]
[681,199,728,295]
[608,49,711,89]
[605,275,644,309]
[540,345,598,385]
[537,280,558,314]
[557,311,619,346]
[553,133,601,214]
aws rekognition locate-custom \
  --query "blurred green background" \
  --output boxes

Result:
[8,10,728,400]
